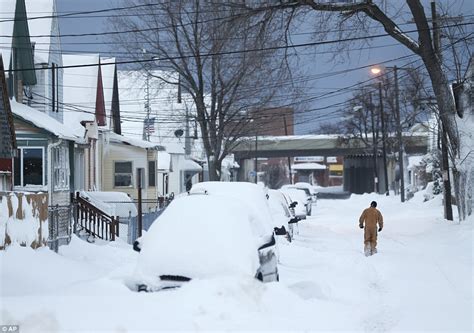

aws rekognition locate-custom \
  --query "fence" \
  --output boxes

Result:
[73,193,119,241]
[99,197,171,244]
[48,204,73,252]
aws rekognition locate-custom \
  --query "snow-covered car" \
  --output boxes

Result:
[191,181,277,237]
[132,193,278,292]
[281,185,314,216]
[267,189,300,241]
[281,187,311,218]
[293,182,318,204]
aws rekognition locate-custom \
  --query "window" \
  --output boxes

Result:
[52,146,70,190]
[114,161,132,187]
[148,161,156,187]
[14,147,45,187]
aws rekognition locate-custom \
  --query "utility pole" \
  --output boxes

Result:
[369,92,379,193]
[254,133,258,184]
[378,82,389,195]
[283,115,293,184]
[393,65,405,202]
[432,0,453,220]
[137,169,143,238]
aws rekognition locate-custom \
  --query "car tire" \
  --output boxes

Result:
[138,284,148,292]
[257,273,263,282]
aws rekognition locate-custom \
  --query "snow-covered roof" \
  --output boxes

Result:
[25,0,54,64]
[182,158,202,172]
[11,99,80,141]
[257,134,341,141]
[108,131,162,149]
[62,54,99,134]
[292,162,327,170]
[0,0,16,69]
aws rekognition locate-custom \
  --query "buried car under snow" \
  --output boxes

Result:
[132,193,278,292]
[267,189,300,241]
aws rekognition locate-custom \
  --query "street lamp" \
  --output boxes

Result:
[370,65,406,202]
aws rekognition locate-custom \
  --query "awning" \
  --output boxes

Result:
[292,162,326,170]
[182,158,202,172]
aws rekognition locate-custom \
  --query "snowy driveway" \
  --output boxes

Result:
[1,193,472,332]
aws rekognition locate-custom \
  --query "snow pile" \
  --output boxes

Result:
[0,194,44,248]
[135,194,259,284]
[0,189,472,332]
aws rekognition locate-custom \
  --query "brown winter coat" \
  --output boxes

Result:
[359,207,384,249]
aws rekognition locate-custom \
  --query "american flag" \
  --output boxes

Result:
[143,117,155,134]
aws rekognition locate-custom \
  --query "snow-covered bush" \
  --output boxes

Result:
[422,152,443,196]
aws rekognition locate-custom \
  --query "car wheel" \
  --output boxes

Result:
[257,273,263,282]
[276,273,280,282]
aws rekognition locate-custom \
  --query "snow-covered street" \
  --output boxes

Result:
[1,193,472,333]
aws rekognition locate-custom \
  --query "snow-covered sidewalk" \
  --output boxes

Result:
[0,193,472,332]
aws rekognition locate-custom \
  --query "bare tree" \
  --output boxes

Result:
[242,0,471,220]
[317,69,431,151]
[110,0,295,180]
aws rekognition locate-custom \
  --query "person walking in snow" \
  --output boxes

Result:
[359,201,383,256]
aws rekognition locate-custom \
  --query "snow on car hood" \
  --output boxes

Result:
[136,195,260,280]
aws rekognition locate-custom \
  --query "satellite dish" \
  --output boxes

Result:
[174,129,184,138]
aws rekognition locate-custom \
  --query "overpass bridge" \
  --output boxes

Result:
[231,133,430,193]
[231,133,430,159]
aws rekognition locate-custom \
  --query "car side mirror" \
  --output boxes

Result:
[289,217,300,224]
[133,240,141,252]
[274,226,287,236]
[289,201,298,208]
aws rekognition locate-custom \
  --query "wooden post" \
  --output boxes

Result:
[110,217,115,241]
[116,216,120,237]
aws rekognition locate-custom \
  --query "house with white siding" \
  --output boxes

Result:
[62,54,105,191]
[62,55,165,208]
[118,70,204,195]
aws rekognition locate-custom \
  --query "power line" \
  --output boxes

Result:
[8,21,473,74]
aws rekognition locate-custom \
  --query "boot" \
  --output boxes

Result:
[364,244,371,257]
[372,247,377,254]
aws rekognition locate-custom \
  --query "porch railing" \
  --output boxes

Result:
[74,192,119,241]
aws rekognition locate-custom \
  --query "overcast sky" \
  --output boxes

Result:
[57,0,472,135]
